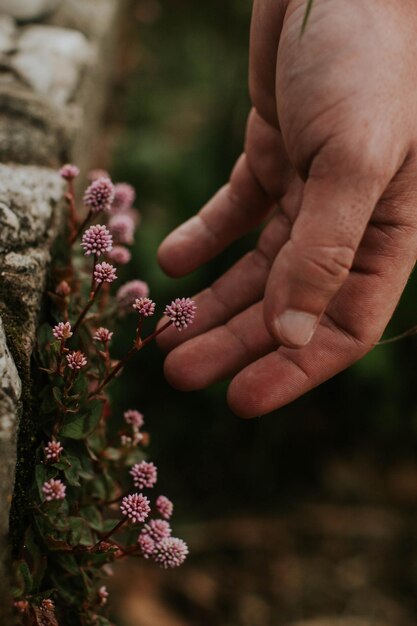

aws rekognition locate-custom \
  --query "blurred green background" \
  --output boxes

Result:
[102,1,417,623]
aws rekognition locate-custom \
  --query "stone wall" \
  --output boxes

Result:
[0,0,123,612]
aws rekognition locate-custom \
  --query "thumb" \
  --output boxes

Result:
[264,151,399,348]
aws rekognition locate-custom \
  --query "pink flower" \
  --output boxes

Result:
[44,440,63,463]
[156,495,173,520]
[81,224,113,256]
[93,327,113,343]
[113,183,136,211]
[55,280,71,296]
[116,280,149,311]
[42,479,66,502]
[94,262,117,284]
[88,168,109,182]
[66,350,87,371]
[137,533,155,558]
[152,537,188,569]
[52,321,73,341]
[142,519,171,543]
[133,297,156,317]
[98,586,109,606]
[108,213,135,245]
[130,461,158,489]
[108,246,131,265]
[60,164,79,180]
[164,298,196,331]
[14,600,29,613]
[124,409,144,428]
[120,493,151,523]
[83,177,115,214]
[120,432,143,447]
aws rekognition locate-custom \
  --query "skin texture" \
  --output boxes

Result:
[157,0,417,418]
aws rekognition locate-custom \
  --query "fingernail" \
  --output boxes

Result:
[275,310,318,347]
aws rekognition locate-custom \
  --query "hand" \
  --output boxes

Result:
[157,0,417,417]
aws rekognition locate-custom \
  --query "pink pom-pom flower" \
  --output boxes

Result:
[93,327,113,343]
[94,262,117,284]
[124,409,144,428]
[130,461,158,489]
[60,164,79,180]
[83,177,115,214]
[137,533,155,558]
[133,297,156,317]
[108,246,132,265]
[52,321,73,341]
[81,224,113,256]
[152,537,188,569]
[164,297,196,331]
[108,213,135,245]
[98,586,109,607]
[156,495,174,520]
[42,478,66,502]
[113,183,136,211]
[66,350,87,371]
[116,280,149,311]
[44,440,63,463]
[142,519,172,543]
[120,493,151,524]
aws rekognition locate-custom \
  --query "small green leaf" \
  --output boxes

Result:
[59,401,103,439]
[14,560,33,595]
[68,516,94,547]
[80,505,103,531]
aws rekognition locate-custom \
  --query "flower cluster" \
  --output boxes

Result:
[14,166,192,623]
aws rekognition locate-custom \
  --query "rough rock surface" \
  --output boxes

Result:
[0,0,123,613]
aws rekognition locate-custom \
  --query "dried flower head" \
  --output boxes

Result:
[94,262,117,284]
[113,182,136,211]
[81,224,113,256]
[164,297,196,331]
[130,461,158,489]
[153,537,188,569]
[41,599,55,612]
[108,213,135,245]
[52,321,73,341]
[124,409,144,428]
[120,493,151,523]
[55,280,71,296]
[84,177,115,214]
[42,479,66,502]
[133,297,156,317]
[108,245,132,265]
[142,519,172,543]
[98,586,109,606]
[137,533,155,558]
[156,495,174,520]
[93,327,113,343]
[66,350,87,371]
[116,280,149,311]
[44,440,63,463]
[60,163,79,180]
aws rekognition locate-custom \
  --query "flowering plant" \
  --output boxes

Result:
[12,166,195,625]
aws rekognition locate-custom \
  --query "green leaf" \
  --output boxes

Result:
[68,516,94,547]
[63,455,82,486]
[14,560,33,595]
[35,464,57,500]
[59,401,103,440]
[80,505,104,531]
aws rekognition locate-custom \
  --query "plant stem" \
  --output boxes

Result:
[93,518,127,550]
[70,209,93,245]
[73,282,103,335]
[377,324,417,345]
[88,320,172,398]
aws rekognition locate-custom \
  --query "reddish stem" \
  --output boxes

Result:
[72,282,103,335]
[89,320,172,398]
[93,517,127,550]
[70,209,93,245]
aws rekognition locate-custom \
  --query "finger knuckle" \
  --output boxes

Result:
[294,242,354,287]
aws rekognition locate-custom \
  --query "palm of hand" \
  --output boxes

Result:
[158,0,417,417]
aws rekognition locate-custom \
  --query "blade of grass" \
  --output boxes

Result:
[301,0,315,36]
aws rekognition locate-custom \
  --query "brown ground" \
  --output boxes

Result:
[110,456,417,626]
